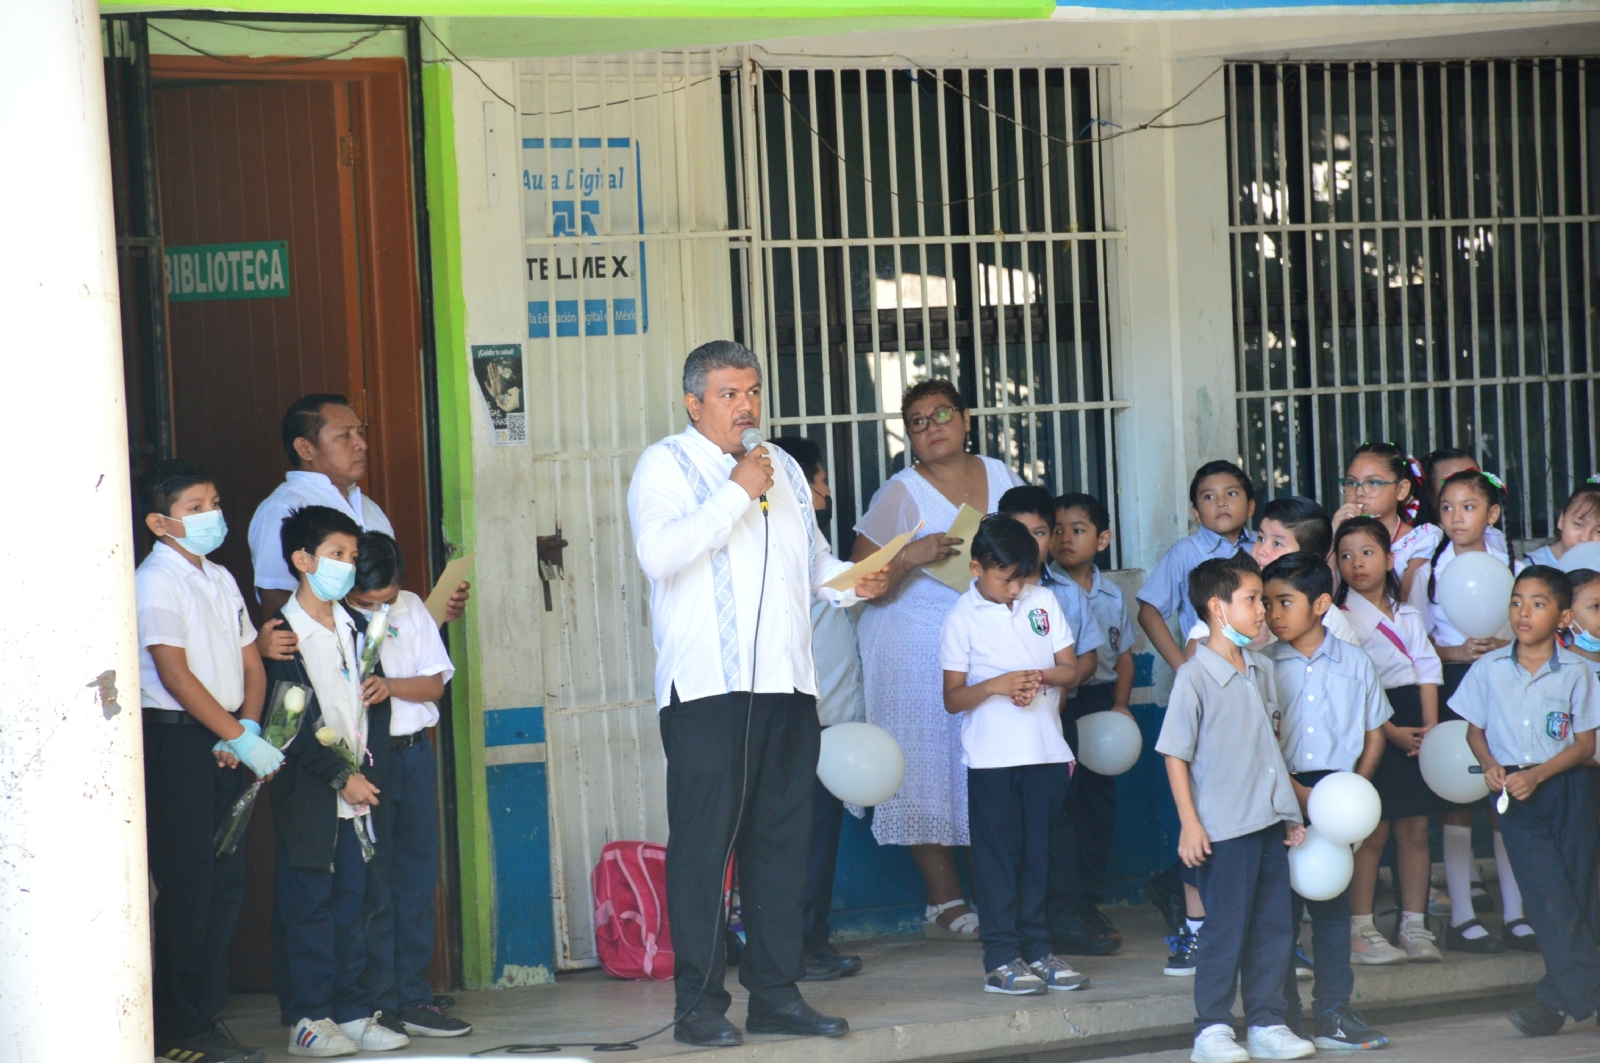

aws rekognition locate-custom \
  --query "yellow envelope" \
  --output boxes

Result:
[923,503,984,592]
[822,523,923,592]
[425,553,476,626]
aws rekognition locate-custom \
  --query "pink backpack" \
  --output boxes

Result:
[592,841,674,980]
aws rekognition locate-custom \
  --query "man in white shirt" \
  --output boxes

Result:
[248,394,469,642]
[628,341,885,1048]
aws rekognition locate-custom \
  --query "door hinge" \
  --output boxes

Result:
[340,135,362,167]
[537,528,569,613]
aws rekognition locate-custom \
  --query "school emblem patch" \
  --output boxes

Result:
[1108,625,1123,653]
[1547,711,1573,741]
[1028,609,1050,636]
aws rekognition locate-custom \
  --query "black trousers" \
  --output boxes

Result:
[1194,824,1294,1033]
[1046,684,1119,933]
[659,689,819,1017]
[1498,766,1600,1019]
[144,722,249,1045]
[969,762,1073,973]
[801,773,844,953]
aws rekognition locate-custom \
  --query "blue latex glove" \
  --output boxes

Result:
[214,717,259,758]
[224,721,285,778]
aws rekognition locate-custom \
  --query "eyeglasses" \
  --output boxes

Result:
[1338,477,1400,493]
[906,406,960,434]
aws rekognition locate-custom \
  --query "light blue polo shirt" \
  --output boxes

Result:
[1449,642,1600,767]
[1270,633,1392,774]
[1051,562,1134,692]
[1137,526,1259,635]
[1040,566,1106,661]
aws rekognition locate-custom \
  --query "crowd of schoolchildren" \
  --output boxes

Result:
[133,416,1600,1063]
[136,458,461,1062]
[781,430,1600,1063]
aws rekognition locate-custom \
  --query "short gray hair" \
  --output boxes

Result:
[682,340,761,400]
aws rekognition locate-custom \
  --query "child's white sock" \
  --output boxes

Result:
[1400,910,1426,930]
[1186,918,1204,936]
[1493,831,1533,935]
[1350,913,1375,931]
[1443,824,1485,936]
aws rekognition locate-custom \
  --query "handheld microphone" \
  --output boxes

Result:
[741,427,769,514]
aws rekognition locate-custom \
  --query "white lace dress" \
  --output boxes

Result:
[855,456,1021,847]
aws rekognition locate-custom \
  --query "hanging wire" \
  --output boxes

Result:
[146,22,390,68]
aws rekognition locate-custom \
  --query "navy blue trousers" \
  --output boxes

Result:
[360,739,441,1013]
[1195,824,1294,1033]
[144,724,249,1044]
[1046,684,1119,934]
[969,762,1072,973]
[802,773,844,953]
[1498,766,1600,1019]
[1285,770,1354,1018]
[276,819,372,1024]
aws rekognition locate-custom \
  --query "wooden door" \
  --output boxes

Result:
[150,56,431,993]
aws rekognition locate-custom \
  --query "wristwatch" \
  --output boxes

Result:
[329,769,351,791]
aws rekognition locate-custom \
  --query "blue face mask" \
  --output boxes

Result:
[1576,628,1600,653]
[1222,622,1255,647]
[307,556,357,602]
[172,509,227,556]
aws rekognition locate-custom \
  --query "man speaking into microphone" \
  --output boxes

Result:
[628,340,887,1047]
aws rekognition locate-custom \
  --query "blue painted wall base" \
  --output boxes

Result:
[484,706,556,980]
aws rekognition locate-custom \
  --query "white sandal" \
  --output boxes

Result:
[923,899,980,940]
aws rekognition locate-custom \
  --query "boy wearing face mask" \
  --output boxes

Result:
[266,506,410,1058]
[137,460,280,1063]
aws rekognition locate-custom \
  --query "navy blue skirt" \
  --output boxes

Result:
[1372,684,1443,820]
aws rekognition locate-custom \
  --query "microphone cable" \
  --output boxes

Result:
[473,465,772,1056]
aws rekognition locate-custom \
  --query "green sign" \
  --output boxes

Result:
[165,241,289,302]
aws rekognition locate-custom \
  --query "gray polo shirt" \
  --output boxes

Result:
[1156,645,1303,842]
[1270,633,1392,774]
[1448,642,1600,767]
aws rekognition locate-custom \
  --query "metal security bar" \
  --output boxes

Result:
[729,61,1127,557]
[1228,60,1600,539]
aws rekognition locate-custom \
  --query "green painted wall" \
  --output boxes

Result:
[423,61,497,989]
[108,1,1049,17]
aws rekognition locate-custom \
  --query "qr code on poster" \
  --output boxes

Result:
[506,414,527,443]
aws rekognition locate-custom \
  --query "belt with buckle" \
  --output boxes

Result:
[142,708,207,728]
[390,732,426,750]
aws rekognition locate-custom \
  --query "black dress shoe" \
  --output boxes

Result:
[1508,1000,1566,1037]
[1080,906,1123,941]
[675,1012,744,1047]
[1445,919,1506,954]
[746,998,850,1038]
[803,942,863,981]
[1502,918,1541,952]
[1051,913,1120,956]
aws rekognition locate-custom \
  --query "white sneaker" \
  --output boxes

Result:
[1192,1023,1249,1063]
[1398,918,1443,962]
[337,1014,412,1051]
[1350,921,1407,965]
[1246,1024,1316,1059]
[288,1018,358,1058]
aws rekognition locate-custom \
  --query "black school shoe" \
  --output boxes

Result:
[1445,919,1505,954]
[746,998,850,1037]
[1314,1004,1389,1050]
[675,1011,743,1047]
[1508,1000,1567,1037]
[1080,906,1123,942]
[1052,910,1121,956]
[157,1028,253,1063]
[1502,918,1541,952]
[397,1002,473,1037]
[802,942,863,981]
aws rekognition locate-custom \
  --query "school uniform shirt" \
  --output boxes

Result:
[1270,634,1392,773]
[1185,604,1360,653]
[938,581,1076,769]
[1448,642,1600,767]
[1407,541,1520,646]
[629,424,858,709]
[1040,566,1107,661]
[375,590,455,735]
[137,542,258,713]
[1339,594,1443,689]
[1525,544,1559,568]
[1155,645,1302,842]
[1392,523,1508,577]
[247,471,396,594]
[812,597,866,727]
[1053,562,1134,690]
[283,596,368,820]
[1137,526,1259,636]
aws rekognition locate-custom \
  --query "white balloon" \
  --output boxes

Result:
[1437,551,1515,639]
[817,722,906,807]
[1307,772,1383,845]
[1558,541,1600,574]
[1419,719,1490,805]
[1074,710,1143,776]
[1289,825,1355,901]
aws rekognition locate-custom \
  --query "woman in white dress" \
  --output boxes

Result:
[850,379,1021,940]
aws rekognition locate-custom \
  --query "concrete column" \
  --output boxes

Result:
[0,1,152,1060]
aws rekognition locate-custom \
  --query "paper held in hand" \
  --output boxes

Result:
[425,553,476,626]
[821,522,923,592]
[922,504,984,591]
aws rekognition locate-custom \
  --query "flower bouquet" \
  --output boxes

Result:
[213,682,310,856]
[317,726,378,862]
[358,603,392,681]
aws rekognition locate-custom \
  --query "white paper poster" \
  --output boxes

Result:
[471,343,527,446]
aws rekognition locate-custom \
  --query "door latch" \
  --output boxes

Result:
[536,528,568,612]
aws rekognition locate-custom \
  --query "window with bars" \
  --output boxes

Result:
[1229,60,1600,540]
[722,64,1125,558]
